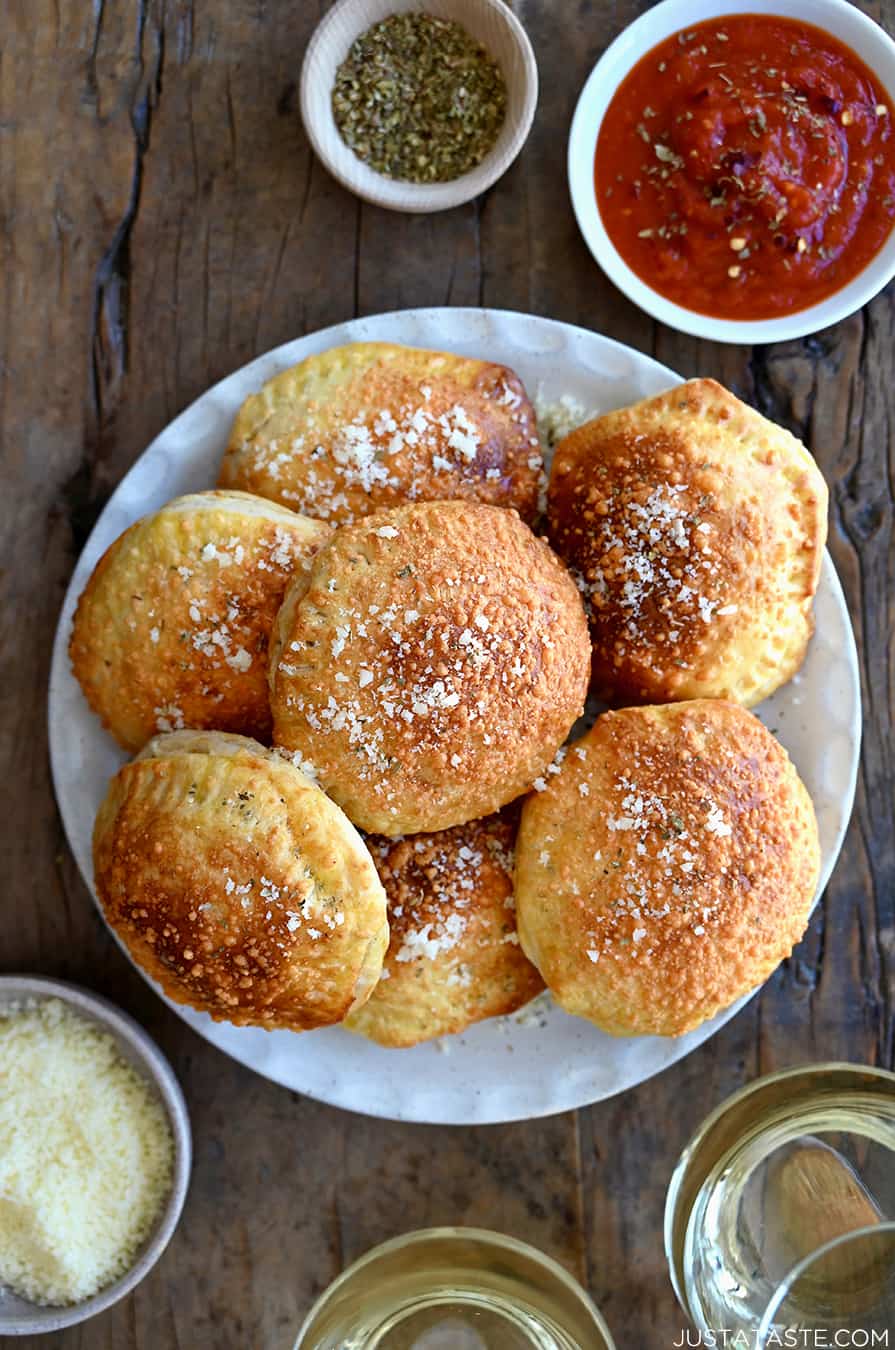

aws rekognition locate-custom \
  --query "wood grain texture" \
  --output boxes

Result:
[1,2,892,1347]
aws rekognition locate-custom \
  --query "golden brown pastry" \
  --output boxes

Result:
[269,500,591,835]
[514,701,820,1037]
[92,731,389,1030]
[70,491,331,751]
[547,379,828,706]
[218,341,542,524]
[346,811,543,1047]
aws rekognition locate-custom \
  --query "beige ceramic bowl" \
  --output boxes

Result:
[300,0,538,212]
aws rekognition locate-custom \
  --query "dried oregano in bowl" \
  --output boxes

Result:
[332,12,507,183]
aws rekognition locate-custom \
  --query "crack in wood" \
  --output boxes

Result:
[226,70,237,166]
[804,891,827,1021]
[878,924,894,1064]
[84,0,106,103]
[571,1110,593,1295]
[277,80,297,118]
[746,342,817,443]
[86,0,165,492]
[352,196,362,317]
[474,196,484,307]
[56,457,108,555]
[444,252,458,305]
[298,144,314,225]
[175,1,195,63]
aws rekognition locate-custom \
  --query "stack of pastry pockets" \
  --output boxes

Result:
[77,359,828,1046]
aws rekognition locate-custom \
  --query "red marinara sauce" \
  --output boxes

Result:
[595,14,895,319]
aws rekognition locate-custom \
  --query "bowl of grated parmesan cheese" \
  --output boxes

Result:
[0,976,191,1335]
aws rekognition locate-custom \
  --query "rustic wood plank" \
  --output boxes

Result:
[2,2,893,1348]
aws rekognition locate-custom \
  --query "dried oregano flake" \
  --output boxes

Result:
[332,12,507,183]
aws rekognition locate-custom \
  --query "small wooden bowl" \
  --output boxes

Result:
[300,0,538,213]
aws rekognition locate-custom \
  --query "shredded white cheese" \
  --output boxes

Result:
[0,1000,174,1306]
[534,390,598,450]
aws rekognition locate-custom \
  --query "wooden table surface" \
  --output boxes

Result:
[3,2,894,1347]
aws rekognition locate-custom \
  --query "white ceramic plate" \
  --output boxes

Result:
[48,308,861,1125]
